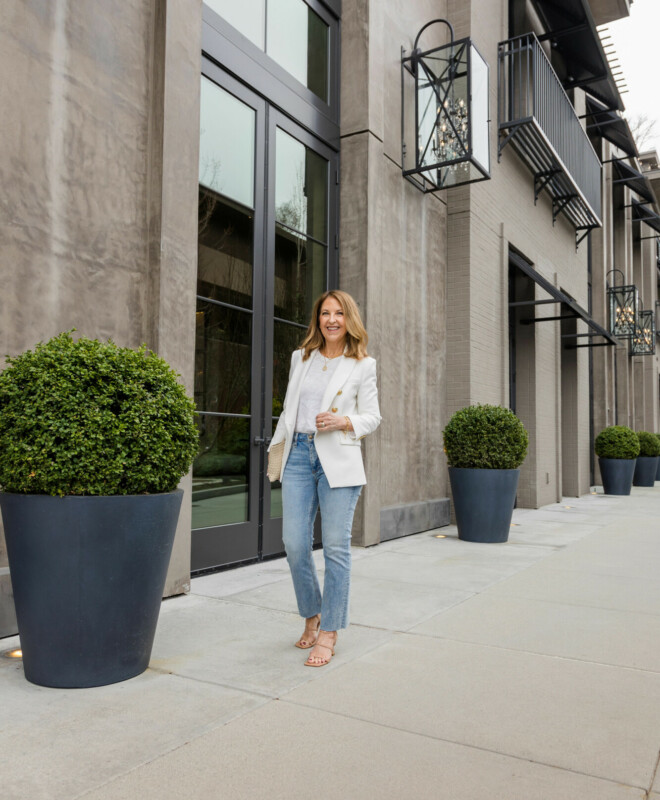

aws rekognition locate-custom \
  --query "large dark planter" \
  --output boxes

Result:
[656,456,660,482]
[598,457,636,495]
[448,467,519,543]
[633,456,659,487]
[0,490,182,689]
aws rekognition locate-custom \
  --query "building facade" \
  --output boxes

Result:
[1,0,658,637]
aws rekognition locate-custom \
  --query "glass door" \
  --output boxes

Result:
[262,112,335,556]
[192,66,337,571]
[192,72,266,570]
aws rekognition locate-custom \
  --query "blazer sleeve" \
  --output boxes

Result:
[268,350,299,450]
[347,358,382,440]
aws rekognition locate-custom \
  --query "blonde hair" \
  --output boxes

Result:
[300,290,369,360]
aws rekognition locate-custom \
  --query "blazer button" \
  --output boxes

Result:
[331,407,338,413]
[337,390,342,395]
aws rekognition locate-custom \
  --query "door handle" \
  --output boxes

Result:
[253,436,272,446]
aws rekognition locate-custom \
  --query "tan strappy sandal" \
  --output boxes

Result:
[295,614,321,649]
[304,630,337,667]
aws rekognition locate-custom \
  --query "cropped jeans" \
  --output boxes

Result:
[282,433,362,631]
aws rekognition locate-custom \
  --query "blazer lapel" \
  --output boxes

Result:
[320,356,358,411]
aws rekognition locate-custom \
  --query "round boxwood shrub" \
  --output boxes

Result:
[0,332,198,496]
[443,404,529,470]
[636,431,660,458]
[594,425,640,459]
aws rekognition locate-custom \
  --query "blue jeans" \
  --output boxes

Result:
[282,433,362,631]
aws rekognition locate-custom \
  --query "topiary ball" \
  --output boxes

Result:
[636,431,660,458]
[443,404,529,470]
[594,425,640,459]
[0,332,199,496]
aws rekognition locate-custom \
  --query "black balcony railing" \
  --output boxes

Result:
[498,33,602,244]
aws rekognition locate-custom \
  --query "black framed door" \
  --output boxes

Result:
[192,63,337,572]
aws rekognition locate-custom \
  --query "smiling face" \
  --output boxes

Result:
[319,296,347,350]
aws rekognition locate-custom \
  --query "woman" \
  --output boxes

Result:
[269,290,381,667]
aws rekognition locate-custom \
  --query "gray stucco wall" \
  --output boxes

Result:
[340,0,449,545]
[0,0,202,632]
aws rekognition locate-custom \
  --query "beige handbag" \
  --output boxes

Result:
[267,440,285,483]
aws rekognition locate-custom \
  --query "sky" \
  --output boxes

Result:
[606,0,660,155]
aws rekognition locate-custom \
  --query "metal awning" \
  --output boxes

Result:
[631,200,660,235]
[585,97,638,158]
[612,160,656,205]
[530,0,623,111]
[510,251,619,348]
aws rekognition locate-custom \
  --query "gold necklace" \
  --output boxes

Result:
[320,349,342,371]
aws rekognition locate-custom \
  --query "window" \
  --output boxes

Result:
[205,0,329,101]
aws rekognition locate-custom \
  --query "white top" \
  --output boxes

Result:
[294,351,342,433]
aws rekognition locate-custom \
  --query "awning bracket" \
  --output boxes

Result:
[575,224,597,251]
[552,195,577,225]
[534,169,561,205]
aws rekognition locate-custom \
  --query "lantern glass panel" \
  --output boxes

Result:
[608,284,638,339]
[401,34,490,191]
[470,44,489,174]
[630,309,655,356]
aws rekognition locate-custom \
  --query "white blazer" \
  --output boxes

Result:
[269,349,382,488]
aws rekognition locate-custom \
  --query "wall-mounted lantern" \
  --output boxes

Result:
[401,19,490,192]
[630,309,655,356]
[606,270,638,339]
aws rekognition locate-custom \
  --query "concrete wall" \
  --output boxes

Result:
[340,0,450,545]
[0,0,201,634]
[444,0,592,506]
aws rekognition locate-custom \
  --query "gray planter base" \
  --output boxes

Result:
[448,467,519,543]
[633,456,659,488]
[1,491,182,688]
[598,458,636,495]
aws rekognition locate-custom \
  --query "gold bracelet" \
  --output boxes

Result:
[344,416,351,432]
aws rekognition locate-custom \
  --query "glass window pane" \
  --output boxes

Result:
[274,227,326,324]
[195,301,252,414]
[269,416,283,518]
[275,128,328,242]
[199,76,255,209]
[272,320,305,412]
[267,0,329,102]
[198,188,253,308]
[470,45,490,173]
[204,0,265,49]
[192,415,250,528]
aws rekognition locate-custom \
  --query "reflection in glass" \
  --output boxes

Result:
[195,301,252,414]
[273,320,306,412]
[267,0,329,101]
[199,76,255,208]
[275,128,328,242]
[198,187,253,308]
[192,414,250,528]
[471,46,490,174]
[274,227,326,324]
[269,416,283,518]
[205,0,265,48]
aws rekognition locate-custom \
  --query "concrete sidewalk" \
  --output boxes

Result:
[2,489,660,800]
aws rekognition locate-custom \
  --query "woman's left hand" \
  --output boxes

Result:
[315,412,346,432]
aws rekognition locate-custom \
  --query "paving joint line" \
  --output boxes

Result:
[277,696,648,791]
[644,747,660,798]
[402,632,660,674]
[146,665,281,699]
[476,590,660,620]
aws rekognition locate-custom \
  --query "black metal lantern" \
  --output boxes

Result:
[630,309,655,356]
[401,19,490,192]
[606,270,638,339]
